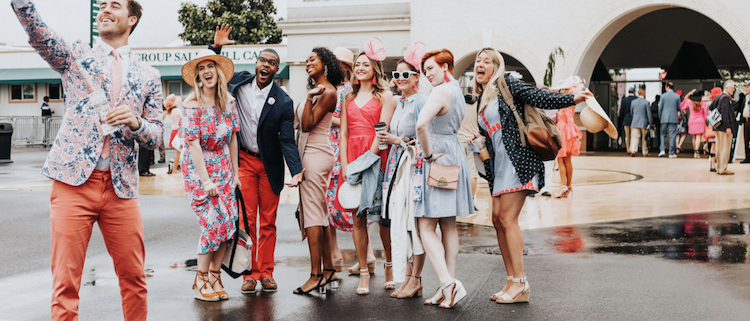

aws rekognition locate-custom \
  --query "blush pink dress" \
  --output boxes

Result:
[556,106,582,157]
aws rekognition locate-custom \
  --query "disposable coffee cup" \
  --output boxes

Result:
[473,136,490,161]
[374,122,388,150]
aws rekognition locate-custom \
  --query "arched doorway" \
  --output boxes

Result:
[454,51,536,95]
[577,7,749,151]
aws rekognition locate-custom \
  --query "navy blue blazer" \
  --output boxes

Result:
[210,44,303,195]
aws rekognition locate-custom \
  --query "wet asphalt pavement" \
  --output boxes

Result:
[1,150,750,320]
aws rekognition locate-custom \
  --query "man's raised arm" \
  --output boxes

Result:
[11,0,73,74]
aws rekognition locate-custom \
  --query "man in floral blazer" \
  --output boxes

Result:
[12,1,162,320]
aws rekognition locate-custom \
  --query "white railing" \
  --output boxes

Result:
[0,116,62,148]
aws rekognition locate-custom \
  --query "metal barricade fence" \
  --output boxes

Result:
[4,116,62,148]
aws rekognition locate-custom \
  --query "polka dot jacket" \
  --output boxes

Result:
[477,74,575,192]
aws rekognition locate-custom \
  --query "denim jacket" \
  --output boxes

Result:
[346,151,384,220]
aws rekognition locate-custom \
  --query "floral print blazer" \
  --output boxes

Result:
[13,2,164,199]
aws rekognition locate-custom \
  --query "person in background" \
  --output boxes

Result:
[12,0,163,319]
[552,76,584,198]
[210,25,305,294]
[709,80,737,175]
[165,94,183,174]
[138,142,155,176]
[741,82,750,164]
[458,86,480,206]
[619,87,636,155]
[658,82,681,158]
[416,48,473,308]
[179,50,240,302]
[680,89,708,158]
[629,85,653,157]
[41,96,53,117]
[675,93,689,154]
[649,95,661,150]
[293,46,344,294]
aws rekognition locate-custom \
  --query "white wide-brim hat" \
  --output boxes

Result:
[580,96,618,139]
[181,49,234,87]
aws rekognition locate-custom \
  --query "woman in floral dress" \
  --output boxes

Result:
[180,50,240,302]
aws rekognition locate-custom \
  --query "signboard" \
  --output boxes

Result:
[90,0,99,47]
[133,46,288,66]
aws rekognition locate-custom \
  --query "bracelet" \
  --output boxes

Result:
[307,97,314,102]
[424,154,433,160]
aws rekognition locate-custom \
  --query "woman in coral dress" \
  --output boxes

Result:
[681,89,708,158]
[553,77,583,198]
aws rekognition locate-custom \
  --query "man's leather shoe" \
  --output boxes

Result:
[241,279,257,294]
[740,159,750,164]
[158,159,166,163]
[139,171,155,177]
[261,277,278,292]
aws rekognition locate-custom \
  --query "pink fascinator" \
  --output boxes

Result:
[164,94,183,109]
[363,37,386,62]
[403,42,426,71]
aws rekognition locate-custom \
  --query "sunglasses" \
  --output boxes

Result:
[392,71,417,80]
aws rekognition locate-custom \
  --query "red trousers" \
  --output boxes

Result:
[49,170,147,321]
[238,151,281,280]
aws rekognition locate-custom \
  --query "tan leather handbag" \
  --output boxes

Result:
[496,77,562,161]
[427,162,460,190]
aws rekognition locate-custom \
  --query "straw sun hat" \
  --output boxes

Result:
[580,97,618,139]
[181,49,234,87]
[333,47,354,68]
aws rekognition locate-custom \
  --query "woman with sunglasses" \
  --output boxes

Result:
[335,37,396,295]
[471,48,589,304]
[416,48,474,308]
[377,42,428,298]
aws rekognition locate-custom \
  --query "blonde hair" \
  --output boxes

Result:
[192,60,230,114]
[344,52,388,108]
[473,48,506,114]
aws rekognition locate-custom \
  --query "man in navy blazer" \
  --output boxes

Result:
[619,87,637,155]
[209,25,304,294]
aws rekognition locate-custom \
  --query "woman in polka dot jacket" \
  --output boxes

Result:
[471,48,591,304]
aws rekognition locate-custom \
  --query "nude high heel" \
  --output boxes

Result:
[396,276,422,299]
[348,261,376,275]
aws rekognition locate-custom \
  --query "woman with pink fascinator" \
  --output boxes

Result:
[334,37,396,295]
[378,42,429,299]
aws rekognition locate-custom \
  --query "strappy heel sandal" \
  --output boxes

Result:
[424,285,445,305]
[293,273,326,295]
[496,277,530,304]
[439,279,467,309]
[554,185,569,198]
[383,262,395,290]
[193,270,219,302]
[490,276,513,301]
[397,276,422,299]
[356,269,370,295]
[208,270,229,300]
[348,261,376,275]
[391,274,411,298]
[323,268,339,290]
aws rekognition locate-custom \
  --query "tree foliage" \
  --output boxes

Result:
[543,47,564,87]
[178,0,283,45]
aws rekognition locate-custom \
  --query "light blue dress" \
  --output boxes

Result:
[415,80,474,218]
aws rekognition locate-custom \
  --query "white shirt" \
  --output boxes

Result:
[235,80,272,153]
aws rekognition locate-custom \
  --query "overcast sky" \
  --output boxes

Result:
[0,0,287,48]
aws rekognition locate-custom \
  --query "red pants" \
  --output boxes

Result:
[49,170,147,321]
[238,151,281,280]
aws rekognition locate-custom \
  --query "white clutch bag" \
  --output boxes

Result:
[338,181,362,211]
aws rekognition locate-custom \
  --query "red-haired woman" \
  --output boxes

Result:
[335,37,396,295]
[415,49,474,308]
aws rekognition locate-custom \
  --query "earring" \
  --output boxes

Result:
[324,65,329,80]
[413,84,419,91]
[444,70,451,83]
[397,87,401,93]
[372,76,377,86]
[197,81,203,88]
[354,78,360,85]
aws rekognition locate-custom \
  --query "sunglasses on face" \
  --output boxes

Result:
[392,71,417,80]
[258,57,278,67]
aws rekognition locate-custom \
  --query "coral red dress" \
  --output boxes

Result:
[556,106,582,157]
[334,97,388,212]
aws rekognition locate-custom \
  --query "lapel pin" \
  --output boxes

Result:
[268,97,275,105]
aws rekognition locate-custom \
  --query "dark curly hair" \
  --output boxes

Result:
[307,47,345,90]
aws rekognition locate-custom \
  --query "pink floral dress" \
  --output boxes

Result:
[327,83,355,231]
[180,101,241,254]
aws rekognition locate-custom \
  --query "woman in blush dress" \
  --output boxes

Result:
[179,50,240,302]
[335,37,396,295]
[552,76,584,198]
[293,47,345,294]
[415,49,474,309]
[681,89,708,158]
